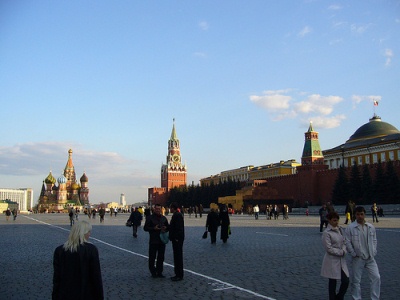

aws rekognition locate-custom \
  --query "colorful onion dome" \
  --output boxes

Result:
[57,173,67,184]
[80,172,88,182]
[45,171,56,184]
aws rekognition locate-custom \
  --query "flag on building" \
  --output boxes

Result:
[373,100,379,106]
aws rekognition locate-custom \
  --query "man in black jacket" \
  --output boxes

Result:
[143,204,169,278]
[169,202,185,281]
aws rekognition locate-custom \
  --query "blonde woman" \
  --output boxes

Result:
[53,220,103,300]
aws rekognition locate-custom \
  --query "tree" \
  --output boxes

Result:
[373,161,387,203]
[385,160,400,204]
[349,162,362,203]
[331,166,349,205]
[361,164,373,205]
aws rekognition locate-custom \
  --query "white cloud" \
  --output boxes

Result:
[328,4,342,10]
[351,23,371,34]
[193,52,207,58]
[384,48,393,66]
[198,21,209,30]
[298,26,312,37]
[250,90,344,128]
[305,115,346,129]
[249,90,292,111]
[351,95,382,108]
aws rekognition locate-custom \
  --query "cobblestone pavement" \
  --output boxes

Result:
[1,213,399,300]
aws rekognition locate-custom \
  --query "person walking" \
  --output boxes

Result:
[253,205,259,220]
[169,202,185,281]
[127,207,143,238]
[52,220,103,300]
[319,204,328,232]
[98,206,105,223]
[345,206,381,300]
[5,208,11,221]
[143,204,169,278]
[219,204,230,243]
[371,203,379,223]
[69,207,76,226]
[206,208,220,244]
[321,211,349,300]
[12,208,18,220]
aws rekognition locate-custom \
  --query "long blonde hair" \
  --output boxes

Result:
[63,220,92,252]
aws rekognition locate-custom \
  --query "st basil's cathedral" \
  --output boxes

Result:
[37,149,89,212]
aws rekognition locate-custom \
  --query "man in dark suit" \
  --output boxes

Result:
[169,202,185,281]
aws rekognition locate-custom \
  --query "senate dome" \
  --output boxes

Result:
[346,115,400,144]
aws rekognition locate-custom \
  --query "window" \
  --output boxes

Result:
[372,153,378,163]
[389,151,394,161]
[365,155,370,164]
[381,152,386,162]
[358,156,363,165]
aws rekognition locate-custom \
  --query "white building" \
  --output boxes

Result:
[0,188,34,212]
[120,193,126,206]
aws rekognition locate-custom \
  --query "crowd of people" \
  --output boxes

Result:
[25,199,381,299]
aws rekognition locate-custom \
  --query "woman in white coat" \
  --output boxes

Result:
[321,211,349,300]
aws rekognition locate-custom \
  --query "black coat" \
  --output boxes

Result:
[128,210,143,226]
[206,211,220,232]
[53,243,103,300]
[143,213,169,244]
[169,211,185,241]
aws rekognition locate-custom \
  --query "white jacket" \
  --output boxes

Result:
[345,221,377,258]
[321,224,349,279]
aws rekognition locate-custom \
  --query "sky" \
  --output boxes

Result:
[1,0,399,205]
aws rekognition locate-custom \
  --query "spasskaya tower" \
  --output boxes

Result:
[148,119,187,206]
[161,119,187,189]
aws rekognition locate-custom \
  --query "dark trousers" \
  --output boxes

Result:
[148,243,166,275]
[328,269,349,300]
[172,240,184,278]
[320,220,328,232]
[210,231,217,243]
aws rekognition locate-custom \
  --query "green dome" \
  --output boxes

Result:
[347,115,400,143]
[44,172,56,184]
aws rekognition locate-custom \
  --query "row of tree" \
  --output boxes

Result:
[332,160,400,205]
[167,178,241,208]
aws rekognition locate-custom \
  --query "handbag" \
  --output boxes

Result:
[160,231,169,244]
[202,231,208,239]
[125,220,132,227]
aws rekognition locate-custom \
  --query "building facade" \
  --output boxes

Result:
[37,149,89,212]
[0,188,34,212]
[209,115,400,209]
[148,120,187,206]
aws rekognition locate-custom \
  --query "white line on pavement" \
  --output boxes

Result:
[23,215,276,300]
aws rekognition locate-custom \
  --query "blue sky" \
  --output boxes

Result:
[1,0,399,205]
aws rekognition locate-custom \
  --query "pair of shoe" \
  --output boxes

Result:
[171,276,183,281]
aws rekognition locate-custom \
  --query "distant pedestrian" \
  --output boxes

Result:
[253,205,259,220]
[52,220,103,300]
[98,207,105,223]
[206,208,220,244]
[319,204,328,232]
[127,207,143,238]
[143,203,169,278]
[69,207,76,226]
[5,208,11,221]
[321,211,349,300]
[12,208,18,221]
[371,203,379,223]
[169,202,185,281]
[219,205,230,243]
[113,207,118,217]
[345,206,381,300]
